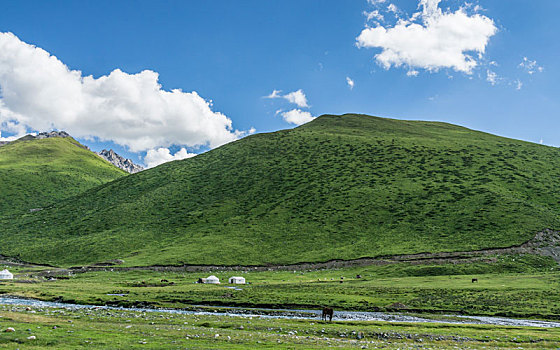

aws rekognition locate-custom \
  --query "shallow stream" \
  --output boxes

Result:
[1,296,559,328]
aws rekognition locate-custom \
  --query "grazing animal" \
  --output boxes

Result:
[472,278,478,283]
[321,307,334,322]
[161,279,169,283]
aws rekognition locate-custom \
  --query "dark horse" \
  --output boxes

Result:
[472,278,478,283]
[321,307,333,322]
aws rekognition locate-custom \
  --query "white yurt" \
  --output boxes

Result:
[228,276,246,284]
[205,275,220,284]
[0,269,13,280]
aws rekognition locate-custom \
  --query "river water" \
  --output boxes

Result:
[1,296,559,328]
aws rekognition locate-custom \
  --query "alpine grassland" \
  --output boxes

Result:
[0,137,126,217]
[2,302,560,349]
[2,114,560,266]
[2,253,560,349]
[3,256,560,318]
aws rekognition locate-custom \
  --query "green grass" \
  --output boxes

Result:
[0,137,126,217]
[3,114,560,266]
[2,304,560,349]
[3,258,560,348]
[3,257,560,318]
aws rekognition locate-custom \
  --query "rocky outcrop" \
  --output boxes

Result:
[97,149,143,174]
[35,131,71,139]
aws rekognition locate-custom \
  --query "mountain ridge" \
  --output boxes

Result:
[1,114,559,266]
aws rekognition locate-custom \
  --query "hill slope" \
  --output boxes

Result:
[0,136,127,217]
[2,114,560,266]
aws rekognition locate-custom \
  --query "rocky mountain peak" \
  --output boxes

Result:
[35,131,71,139]
[97,149,143,174]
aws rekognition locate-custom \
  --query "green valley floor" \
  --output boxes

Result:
[3,256,560,318]
[1,301,560,349]
[2,256,560,348]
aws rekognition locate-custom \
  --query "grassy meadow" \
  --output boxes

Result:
[0,137,126,217]
[2,256,560,319]
[2,303,560,349]
[2,259,560,349]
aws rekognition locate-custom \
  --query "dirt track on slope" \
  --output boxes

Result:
[5,229,560,276]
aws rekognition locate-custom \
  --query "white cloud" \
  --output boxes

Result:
[406,70,419,77]
[364,10,384,22]
[387,3,398,13]
[515,79,523,90]
[265,89,309,108]
[0,119,27,140]
[346,76,355,89]
[518,57,544,75]
[144,147,197,168]
[267,89,314,125]
[281,109,315,126]
[283,89,309,108]
[266,89,282,99]
[356,0,497,74]
[367,0,387,4]
[0,134,19,142]
[486,70,498,85]
[0,32,246,153]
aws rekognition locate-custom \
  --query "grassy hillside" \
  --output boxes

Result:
[2,114,560,266]
[0,136,126,217]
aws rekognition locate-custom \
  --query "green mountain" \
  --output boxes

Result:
[0,135,127,217]
[2,114,560,266]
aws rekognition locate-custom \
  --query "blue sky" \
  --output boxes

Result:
[0,0,558,167]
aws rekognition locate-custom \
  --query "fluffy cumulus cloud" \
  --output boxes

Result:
[266,89,309,108]
[356,0,497,74]
[281,109,315,126]
[284,89,309,108]
[0,32,246,153]
[266,88,315,125]
[144,147,197,168]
